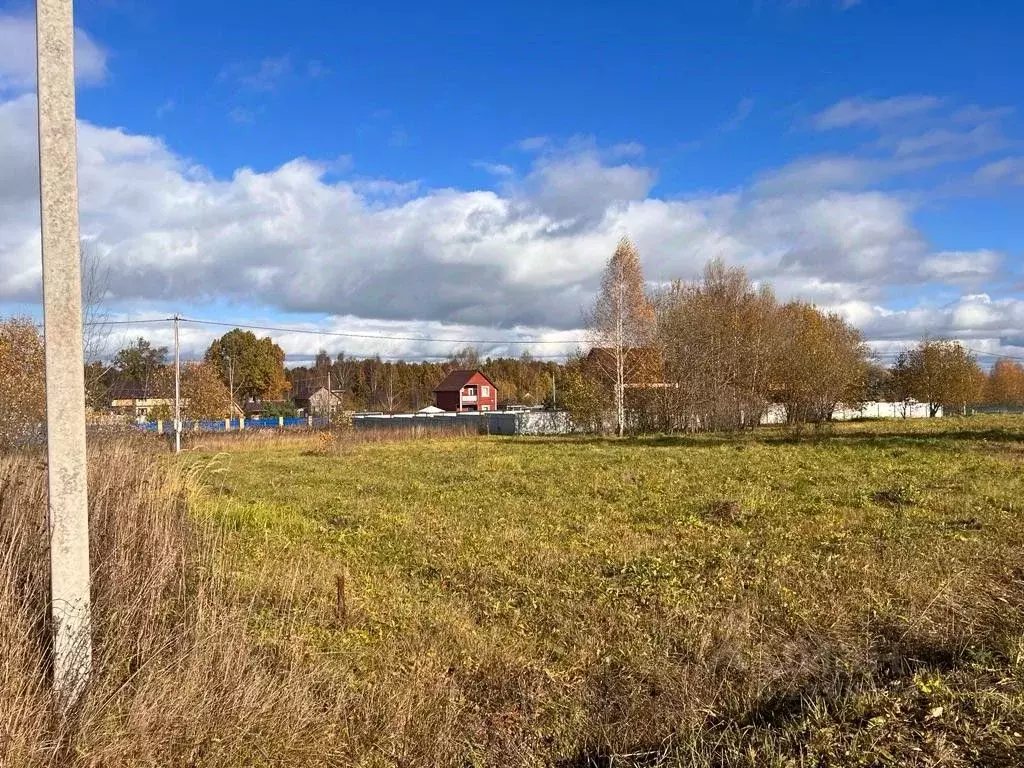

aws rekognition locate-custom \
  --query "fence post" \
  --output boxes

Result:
[240,416,245,430]
[225,417,230,431]
[307,414,313,428]
[278,416,284,428]
[156,419,162,434]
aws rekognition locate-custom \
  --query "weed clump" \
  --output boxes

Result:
[701,499,745,525]
[871,485,918,509]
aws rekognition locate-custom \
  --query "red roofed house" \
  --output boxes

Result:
[433,370,498,413]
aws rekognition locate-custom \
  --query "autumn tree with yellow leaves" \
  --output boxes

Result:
[891,339,985,416]
[585,237,656,436]
[985,358,1024,406]
[0,318,46,447]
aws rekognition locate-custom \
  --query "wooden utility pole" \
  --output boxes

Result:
[36,0,92,708]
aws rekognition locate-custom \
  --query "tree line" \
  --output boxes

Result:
[285,347,561,414]
[560,238,1024,434]
[0,237,1022,443]
[81,329,562,418]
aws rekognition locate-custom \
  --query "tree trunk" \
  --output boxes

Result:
[616,270,625,437]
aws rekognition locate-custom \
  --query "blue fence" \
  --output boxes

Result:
[136,416,328,434]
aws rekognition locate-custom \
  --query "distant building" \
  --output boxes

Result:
[108,381,178,420]
[433,370,498,412]
[291,380,343,416]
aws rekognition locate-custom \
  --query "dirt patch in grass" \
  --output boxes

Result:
[871,486,919,509]
[700,499,745,525]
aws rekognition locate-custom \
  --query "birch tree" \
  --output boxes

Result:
[586,237,655,436]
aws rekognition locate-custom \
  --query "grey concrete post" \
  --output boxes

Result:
[36,0,92,708]
[173,315,181,453]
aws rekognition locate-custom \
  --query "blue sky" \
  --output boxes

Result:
[1,0,1023,361]
[75,1,1024,189]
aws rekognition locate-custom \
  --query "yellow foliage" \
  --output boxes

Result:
[0,318,45,447]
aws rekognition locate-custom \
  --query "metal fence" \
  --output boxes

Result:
[352,411,574,436]
[135,416,328,434]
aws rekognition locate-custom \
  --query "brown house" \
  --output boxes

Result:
[291,380,344,416]
[108,381,177,420]
[433,370,498,412]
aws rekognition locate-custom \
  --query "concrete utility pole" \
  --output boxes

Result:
[551,372,557,410]
[36,0,92,708]
[173,315,181,453]
[227,355,234,417]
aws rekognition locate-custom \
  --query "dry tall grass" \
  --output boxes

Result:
[184,422,480,453]
[0,443,360,766]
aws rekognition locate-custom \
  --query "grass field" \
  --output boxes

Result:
[184,417,1024,766]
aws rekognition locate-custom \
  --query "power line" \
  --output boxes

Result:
[80,315,1024,363]
[176,316,588,345]
[872,347,1024,363]
[75,315,583,345]
[100,318,172,326]
[967,347,1024,363]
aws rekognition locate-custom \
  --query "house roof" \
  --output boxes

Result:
[291,380,339,399]
[433,369,495,393]
[108,380,170,401]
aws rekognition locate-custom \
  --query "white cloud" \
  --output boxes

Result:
[811,95,943,130]
[741,191,926,283]
[722,97,755,131]
[511,151,657,225]
[349,178,420,199]
[515,136,550,152]
[756,155,886,193]
[919,250,1003,286]
[836,294,1024,347]
[472,161,515,178]
[1,92,1021,359]
[221,55,291,92]
[156,99,175,118]
[608,141,646,158]
[772,97,1018,194]
[0,13,108,91]
[887,122,1011,159]
[953,105,1015,124]
[973,157,1024,186]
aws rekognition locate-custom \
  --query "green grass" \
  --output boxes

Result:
[189,417,1024,766]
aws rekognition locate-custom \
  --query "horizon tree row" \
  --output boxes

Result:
[562,238,1024,435]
